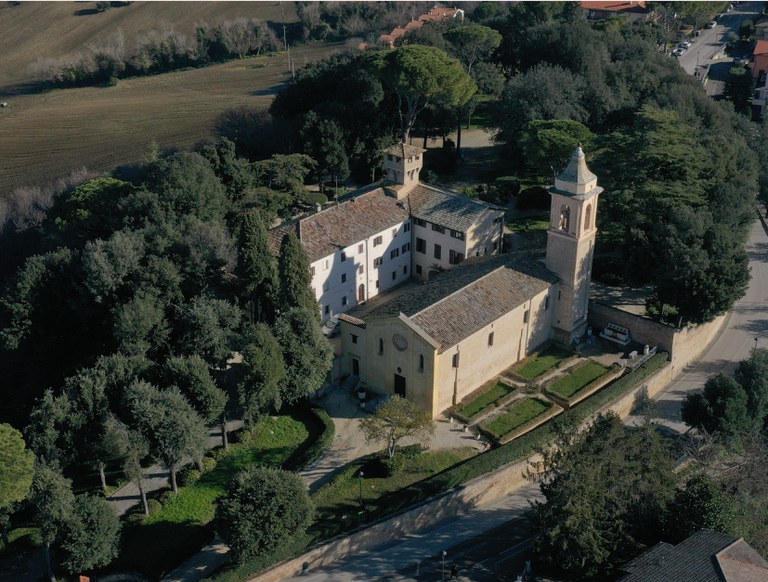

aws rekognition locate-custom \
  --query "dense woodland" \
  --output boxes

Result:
[1,1,768,578]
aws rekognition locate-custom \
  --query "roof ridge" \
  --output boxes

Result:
[412,263,508,318]
[415,182,499,209]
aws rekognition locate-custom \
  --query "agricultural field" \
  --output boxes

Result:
[0,2,343,198]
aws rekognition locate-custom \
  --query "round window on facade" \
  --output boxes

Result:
[392,333,408,352]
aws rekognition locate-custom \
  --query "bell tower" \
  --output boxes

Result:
[545,147,602,344]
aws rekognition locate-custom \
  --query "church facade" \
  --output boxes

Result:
[338,147,602,417]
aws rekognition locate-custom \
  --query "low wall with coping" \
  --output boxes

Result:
[249,310,728,582]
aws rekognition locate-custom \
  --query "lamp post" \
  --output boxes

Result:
[441,550,447,581]
[357,470,364,512]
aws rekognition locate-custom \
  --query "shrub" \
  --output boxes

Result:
[201,456,217,474]
[179,468,202,486]
[158,490,176,506]
[384,453,406,476]
[516,186,550,210]
[147,499,163,515]
[282,405,335,471]
[491,176,521,202]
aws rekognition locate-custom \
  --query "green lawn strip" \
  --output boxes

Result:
[456,381,516,419]
[482,398,552,439]
[110,409,321,580]
[506,215,550,233]
[210,448,478,582]
[547,361,611,400]
[212,353,670,582]
[515,347,574,381]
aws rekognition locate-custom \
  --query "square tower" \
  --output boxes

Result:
[383,143,426,199]
[544,147,602,344]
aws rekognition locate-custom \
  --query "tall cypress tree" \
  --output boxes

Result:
[278,232,316,316]
[235,210,278,323]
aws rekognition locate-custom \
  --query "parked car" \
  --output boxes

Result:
[321,314,340,337]
[706,21,717,29]
[679,41,692,49]
[672,47,686,57]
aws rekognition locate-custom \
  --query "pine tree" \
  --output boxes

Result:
[278,232,316,315]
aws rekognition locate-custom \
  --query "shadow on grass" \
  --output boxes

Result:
[104,519,214,580]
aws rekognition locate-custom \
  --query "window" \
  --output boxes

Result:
[558,290,562,300]
[392,270,396,280]
[449,250,464,265]
[310,266,316,276]
[404,222,411,232]
[392,228,397,238]
[311,287,316,298]
[416,238,426,253]
[374,257,383,268]
[402,243,411,253]
[415,218,427,227]
[378,338,384,354]
[434,244,442,260]
[341,251,347,262]
[324,305,329,315]
[545,296,550,310]
[358,265,364,275]
[324,259,329,270]
[450,230,465,240]
[376,280,380,289]
[452,353,460,368]
[432,224,445,234]
[341,273,347,283]
[373,236,383,247]
[403,265,408,275]
[351,334,358,344]
[358,243,364,253]
[390,248,400,259]
[559,205,570,231]
[524,310,530,323]
[418,354,424,372]
[342,296,348,306]
[323,282,330,292]
[488,332,494,347]
[416,265,422,275]
[407,157,412,163]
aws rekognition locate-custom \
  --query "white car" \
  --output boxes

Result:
[679,41,692,49]
[321,314,340,337]
[706,21,717,29]
[672,47,686,57]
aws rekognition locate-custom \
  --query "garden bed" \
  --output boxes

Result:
[508,345,577,382]
[545,360,611,399]
[546,363,624,409]
[479,397,560,442]
[452,380,518,423]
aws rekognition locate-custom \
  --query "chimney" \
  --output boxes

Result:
[316,203,322,213]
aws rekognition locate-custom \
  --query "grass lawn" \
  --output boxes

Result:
[456,381,517,419]
[109,411,316,579]
[482,398,552,439]
[548,361,611,400]
[213,447,478,582]
[506,214,550,233]
[515,347,574,381]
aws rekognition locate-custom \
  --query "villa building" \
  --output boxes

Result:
[269,144,504,323]
[338,147,603,417]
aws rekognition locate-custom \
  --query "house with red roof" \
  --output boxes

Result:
[581,1,651,22]
[750,39,768,82]
[378,6,464,48]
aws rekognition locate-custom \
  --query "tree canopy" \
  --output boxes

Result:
[358,395,435,459]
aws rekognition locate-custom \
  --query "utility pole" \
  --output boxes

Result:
[282,24,287,51]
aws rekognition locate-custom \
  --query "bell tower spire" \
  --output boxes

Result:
[545,147,602,344]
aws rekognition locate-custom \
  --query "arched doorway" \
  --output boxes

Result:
[358,284,365,302]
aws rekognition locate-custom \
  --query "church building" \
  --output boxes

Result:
[338,147,602,417]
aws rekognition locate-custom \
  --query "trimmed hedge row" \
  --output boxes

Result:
[370,352,670,515]
[283,405,336,471]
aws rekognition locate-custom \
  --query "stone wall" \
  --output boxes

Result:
[588,302,727,367]
[249,307,728,582]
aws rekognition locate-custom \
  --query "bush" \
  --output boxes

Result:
[201,456,217,474]
[125,512,147,525]
[491,176,521,202]
[179,468,202,486]
[147,499,163,515]
[384,453,406,476]
[159,490,176,506]
[282,405,335,471]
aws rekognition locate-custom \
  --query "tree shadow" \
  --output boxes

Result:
[73,8,99,16]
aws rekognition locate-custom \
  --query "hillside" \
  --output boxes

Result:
[0,1,297,91]
[0,2,348,199]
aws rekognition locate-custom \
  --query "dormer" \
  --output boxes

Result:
[383,143,425,199]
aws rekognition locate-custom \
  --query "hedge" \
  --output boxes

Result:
[369,352,669,514]
[283,404,336,471]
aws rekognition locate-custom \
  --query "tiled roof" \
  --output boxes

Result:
[268,188,409,263]
[581,1,649,13]
[354,255,558,352]
[408,184,502,233]
[385,142,425,159]
[754,40,768,55]
[618,530,768,582]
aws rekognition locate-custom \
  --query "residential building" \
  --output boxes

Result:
[269,144,504,322]
[581,1,651,22]
[378,6,464,48]
[618,530,768,581]
[750,39,768,82]
[339,147,602,417]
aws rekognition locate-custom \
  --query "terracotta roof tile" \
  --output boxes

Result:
[385,143,425,159]
[754,40,768,55]
[408,184,502,232]
[269,189,409,263]
[581,1,649,13]
[354,255,557,352]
